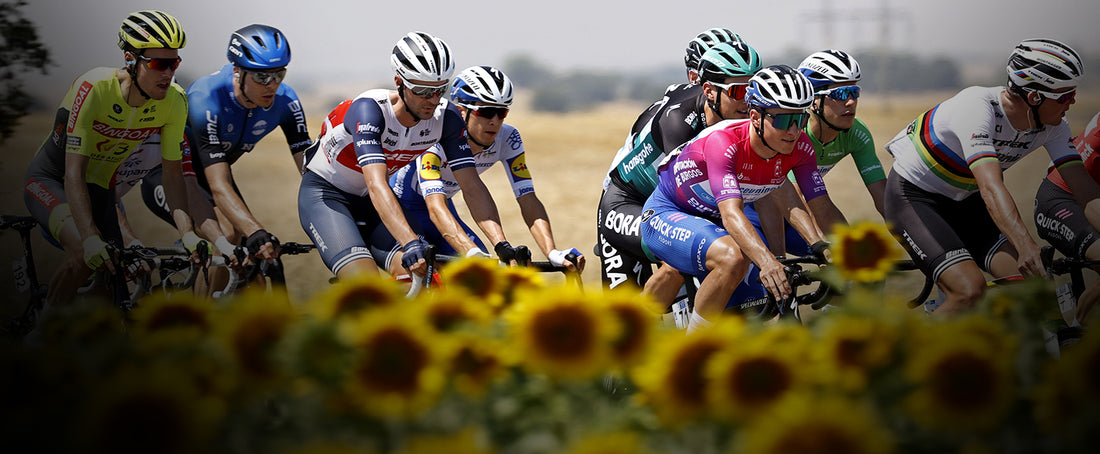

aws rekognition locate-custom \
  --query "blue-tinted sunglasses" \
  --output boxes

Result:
[819,85,861,101]
[763,111,810,130]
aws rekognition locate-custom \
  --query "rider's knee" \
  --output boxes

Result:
[707,246,748,276]
[945,278,985,306]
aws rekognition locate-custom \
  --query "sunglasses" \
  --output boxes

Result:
[244,68,287,86]
[400,76,449,98]
[467,105,509,120]
[1036,88,1076,105]
[136,54,181,71]
[763,111,810,130]
[819,85,861,101]
[710,81,750,100]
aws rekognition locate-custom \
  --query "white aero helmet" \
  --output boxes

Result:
[745,65,815,110]
[1006,38,1083,91]
[451,66,513,107]
[798,50,862,93]
[390,31,454,82]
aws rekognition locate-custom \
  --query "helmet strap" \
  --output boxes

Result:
[396,83,424,122]
[462,109,493,150]
[812,96,849,133]
[236,68,257,107]
[125,51,152,101]
[705,83,727,121]
[1009,83,1045,132]
[752,107,780,158]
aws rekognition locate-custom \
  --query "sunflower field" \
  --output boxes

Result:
[1,223,1098,454]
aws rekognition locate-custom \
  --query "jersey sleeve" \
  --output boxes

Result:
[847,118,886,185]
[187,83,228,168]
[414,146,447,198]
[64,79,98,157]
[277,85,313,155]
[1045,121,1084,173]
[500,127,535,198]
[955,100,1001,171]
[438,105,474,171]
[341,97,387,168]
[792,135,829,200]
[159,84,187,162]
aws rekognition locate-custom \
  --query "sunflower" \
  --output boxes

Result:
[77,363,225,454]
[441,257,503,309]
[446,333,514,397]
[213,290,299,389]
[631,318,744,424]
[601,288,661,368]
[560,431,653,454]
[814,314,900,391]
[307,274,405,321]
[830,221,903,283]
[279,442,378,454]
[497,265,546,311]
[338,308,447,418]
[129,293,215,338]
[505,286,618,380]
[706,335,808,421]
[903,329,1015,434]
[1032,329,1100,445]
[279,318,358,389]
[393,428,494,454]
[415,290,494,333]
[739,394,893,454]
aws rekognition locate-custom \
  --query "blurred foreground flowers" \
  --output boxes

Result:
[1,254,1097,454]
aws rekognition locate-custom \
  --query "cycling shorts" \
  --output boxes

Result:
[24,167,122,250]
[298,170,382,275]
[367,197,485,270]
[884,170,1007,283]
[1034,178,1099,260]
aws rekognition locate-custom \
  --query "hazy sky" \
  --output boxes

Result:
[18,0,1100,99]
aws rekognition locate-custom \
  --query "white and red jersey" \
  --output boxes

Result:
[1048,111,1100,192]
[654,119,825,219]
[305,89,472,197]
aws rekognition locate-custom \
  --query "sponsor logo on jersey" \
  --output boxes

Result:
[113,104,123,114]
[419,154,442,180]
[509,155,531,179]
[252,120,268,136]
[356,122,380,134]
[419,128,432,137]
[25,179,59,210]
[67,136,81,147]
[507,128,522,150]
[288,100,307,133]
[67,81,93,133]
[91,121,158,141]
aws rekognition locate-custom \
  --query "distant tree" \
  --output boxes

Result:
[0,0,50,142]
[502,54,554,87]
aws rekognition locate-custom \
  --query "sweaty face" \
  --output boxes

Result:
[464,104,508,147]
[399,76,448,119]
[756,107,807,155]
[134,48,180,100]
[239,67,285,108]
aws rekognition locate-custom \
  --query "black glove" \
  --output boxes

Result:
[514,245,532,265]
[401,239,430,270]
[495,241,519,264]
[810,241,831,263]
[245,229,277,255]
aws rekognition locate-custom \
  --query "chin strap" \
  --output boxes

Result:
[462,109,493,149]
[397,84,424,122]
[752,109,780,159]
[237,68,257,107]
[812,96,850,132]
[124,57,152,100]
[1010,84,1046,132]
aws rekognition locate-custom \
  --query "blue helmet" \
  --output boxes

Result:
[227,24,290,69]
[451,66,513,107]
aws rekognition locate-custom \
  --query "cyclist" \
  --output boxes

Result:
[884,38,1097,317]
[683,27,743,85]
[755,49,884,254]
[145,24,312,266]
[1035,110,1100,325]
[640,65,845,332]
[375,66,585,274]
[597,41,761,302]
[298,32,513,279]
[22,10,201,305]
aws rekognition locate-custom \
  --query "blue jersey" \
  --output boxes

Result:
[187,63,312,188]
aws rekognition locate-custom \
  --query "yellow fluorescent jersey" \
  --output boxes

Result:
[61,67,187,188]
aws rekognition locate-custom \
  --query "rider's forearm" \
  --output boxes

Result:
[721,208,780,271]
[161,159,194,236]
[806,195,846,236]
[363,169,418,247]
[518,194,556,256]
[292,151,306,176]
[425,195,479,253]
[981,185,1037,251]
[63,155,98,240]
[458,175,507,245]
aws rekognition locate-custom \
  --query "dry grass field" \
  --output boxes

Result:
[3,89,1099,312]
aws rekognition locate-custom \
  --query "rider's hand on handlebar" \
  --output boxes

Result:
[245,229,280,264]
[759,259,791,301]
[495,241,530,266]
[549,248,585,271]
[83,234,115,273]
[1017,243,1047,278]
[401,239,430,276]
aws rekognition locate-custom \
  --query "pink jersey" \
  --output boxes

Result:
[654,119,825,219]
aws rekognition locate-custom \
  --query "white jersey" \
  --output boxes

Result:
[886,86,1079,201]
[113,134,197,198]
[391,124,534,203]
[305,89,472,197]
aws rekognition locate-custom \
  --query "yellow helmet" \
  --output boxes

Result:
[117,10,186,51]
